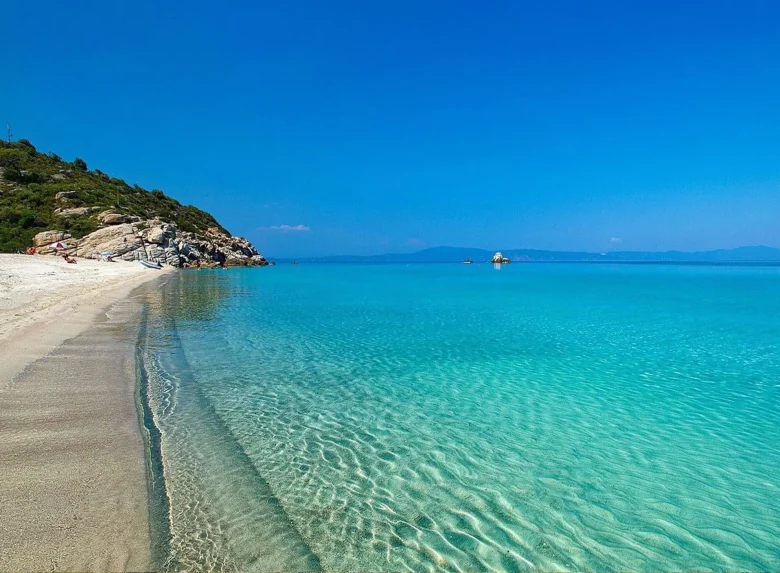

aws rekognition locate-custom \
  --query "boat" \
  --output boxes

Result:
[463,259,473,264]
[140,259,163,270]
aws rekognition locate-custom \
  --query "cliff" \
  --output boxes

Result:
[0,139,266,266]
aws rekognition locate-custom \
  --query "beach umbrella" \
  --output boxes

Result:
[49,241,70,250]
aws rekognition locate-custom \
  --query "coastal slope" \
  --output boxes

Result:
[0,139,267,267]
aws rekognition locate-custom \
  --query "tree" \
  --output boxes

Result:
[73,157,88,171]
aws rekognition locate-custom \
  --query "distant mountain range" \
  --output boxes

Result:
[281,245,780,263]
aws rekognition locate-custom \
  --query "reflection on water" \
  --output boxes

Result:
[154,270,234,322]
[138,271,322,571]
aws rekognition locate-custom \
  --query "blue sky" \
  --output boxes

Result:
[3,1,780,257]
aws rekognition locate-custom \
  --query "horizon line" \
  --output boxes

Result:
[268,244,779,260]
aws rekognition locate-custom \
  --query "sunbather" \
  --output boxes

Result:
[62,254,77,264]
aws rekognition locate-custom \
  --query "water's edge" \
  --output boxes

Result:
[135,301,179,571]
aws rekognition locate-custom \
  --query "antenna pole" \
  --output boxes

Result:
[6,124,12,143]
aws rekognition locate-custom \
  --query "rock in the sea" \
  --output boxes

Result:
[491,251,510,264]
[33,230,72,247]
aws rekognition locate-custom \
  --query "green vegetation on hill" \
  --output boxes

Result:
[0,139,228,252]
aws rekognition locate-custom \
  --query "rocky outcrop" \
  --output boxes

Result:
[65,219,268,268]
[33,230,72,247]
[491,251,510,264]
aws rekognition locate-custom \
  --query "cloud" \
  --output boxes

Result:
[609,237,622,244]
[269,224,310,232]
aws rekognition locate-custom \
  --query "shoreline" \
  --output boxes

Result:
[0,255,173,571]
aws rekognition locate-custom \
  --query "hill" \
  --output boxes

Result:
[289,245,780,263]
[0,139,227,252]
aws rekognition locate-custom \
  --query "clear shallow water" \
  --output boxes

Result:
[139,264,780,571]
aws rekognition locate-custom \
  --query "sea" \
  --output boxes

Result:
[136,263,780,572]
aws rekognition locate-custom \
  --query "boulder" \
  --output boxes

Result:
[72,224,139,258]
[146,226,166,244]
[33,230,72,247]
[55,190,78,201]
[54,207,90,218]
[98,212,131,225]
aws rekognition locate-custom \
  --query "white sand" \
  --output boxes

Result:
[0,254,173,571]
[0,254,159,339]
[0,254,171,382]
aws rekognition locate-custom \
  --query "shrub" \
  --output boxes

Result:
[0,138,231,251]
[19,210,46,229]
[2,168,47,184]
[17,139,37,153]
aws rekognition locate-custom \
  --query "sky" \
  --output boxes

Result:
[3,0,780,257]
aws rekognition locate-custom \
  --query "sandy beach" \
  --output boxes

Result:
[0,255,173,571]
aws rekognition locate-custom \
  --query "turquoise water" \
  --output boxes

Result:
[139,264,780,571]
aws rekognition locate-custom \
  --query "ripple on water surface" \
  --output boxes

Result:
[141,265,780,571]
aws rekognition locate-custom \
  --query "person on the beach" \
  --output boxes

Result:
[62,254,77,264]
